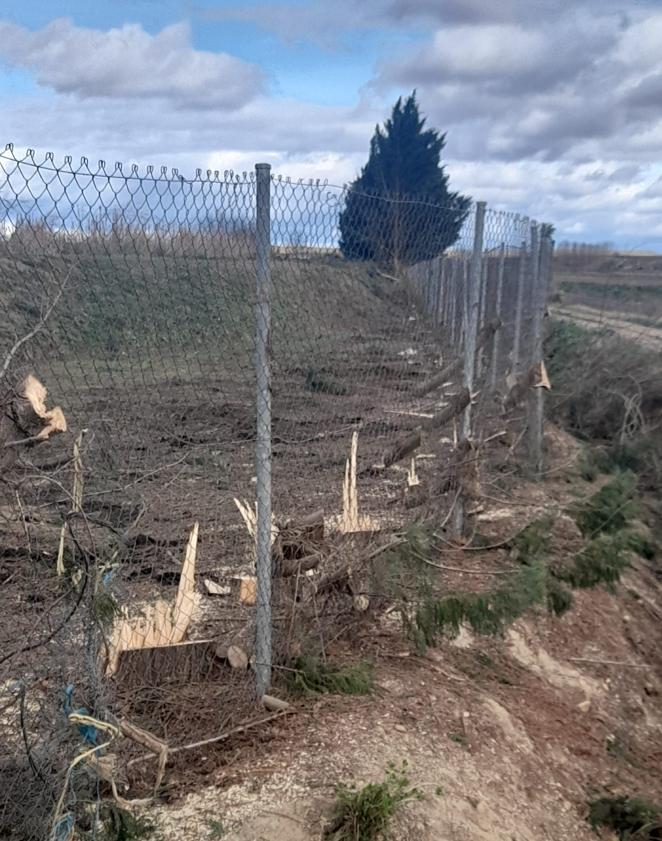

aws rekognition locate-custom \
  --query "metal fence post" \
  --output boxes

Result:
[452,201,486,536]
[449,260,457,345]
[475,253,488,380]
[525,222,545,477]
[512,218,529,375]
[434,257,443,326]
[461,201,486,441]
[254,162,272,697]
[490,243,506,390]
[434,257,444,327]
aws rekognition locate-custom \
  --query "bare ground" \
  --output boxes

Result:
[146,428,662,841]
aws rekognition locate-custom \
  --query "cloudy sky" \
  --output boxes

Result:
[1,0,662,248]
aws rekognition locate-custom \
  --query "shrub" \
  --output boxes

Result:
[588,795,662,840]
[545,318,662,490]
[412,558,550,647]
[325,761,424,840]
[286,657,374,697]
[626,532,656,560]
[546,577,574,616]
[557,534,631,590]
[577,449,599,482]
[511,516,553,564]
[572,473,638,537]
[305,367,348,395]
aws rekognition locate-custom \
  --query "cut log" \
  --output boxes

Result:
[424,388,471,431]
[367,391,470,478]
[239,576,257,605]
[413,319,500,398]
[262,694,290,712]
[314,565,353,595]
[276,509,324,561]
[227,644,249,670]
[279,553,320,578]
[377,430,421,471]
[215,623,255,664]
[204,578,231,596]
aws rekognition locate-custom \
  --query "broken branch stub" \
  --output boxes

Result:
[22,375,67,438]
[0,374,67,471]
[337,431,379,533]
[504,360,551,411]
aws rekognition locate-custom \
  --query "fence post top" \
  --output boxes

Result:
[255,163,271,172]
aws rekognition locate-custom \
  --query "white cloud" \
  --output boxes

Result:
[0,90,374,181]
[375,8,662,170]
[0,19,264,110]
[414,25,546,81]
[3,6,662,247]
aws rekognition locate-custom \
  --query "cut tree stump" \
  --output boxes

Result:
[115,639,216,687]
[105,522,199,675]
[334,431,379,533]
[275,509,324,563]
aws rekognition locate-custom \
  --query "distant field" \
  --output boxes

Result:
[553,251,662,334]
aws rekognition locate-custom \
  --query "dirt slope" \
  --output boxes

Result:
[148,429,662,841]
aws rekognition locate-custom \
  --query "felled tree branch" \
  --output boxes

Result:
[413,318,500,398]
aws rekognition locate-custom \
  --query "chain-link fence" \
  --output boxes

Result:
[0,144,554,839]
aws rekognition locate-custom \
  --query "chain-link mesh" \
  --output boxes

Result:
[0,144,554,839]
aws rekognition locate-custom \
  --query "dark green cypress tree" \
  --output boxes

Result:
[339,92,471,267]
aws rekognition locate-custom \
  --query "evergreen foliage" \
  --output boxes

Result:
[339,93,470,267]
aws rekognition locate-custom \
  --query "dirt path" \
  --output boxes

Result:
[552,303,662,352]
